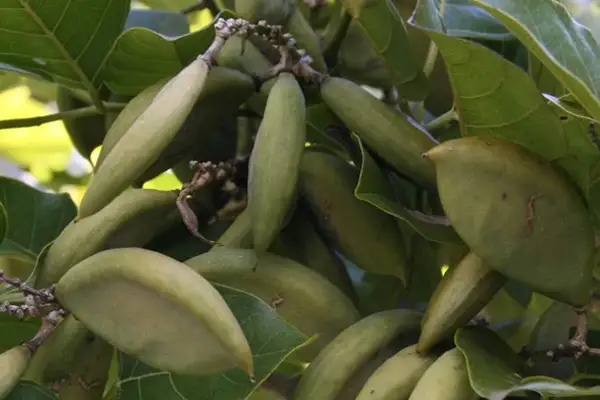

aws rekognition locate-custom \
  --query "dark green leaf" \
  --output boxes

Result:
[124,9,190,37]
[416,29,568,162]
[472,0,600,122]
[0,0,130,106]
[0,178,76,263]
[351,133,462,244]
[0,314,40,353]
[341,0,429,100]
[410,0,512,40]
[529,54,566,97]
[6,381,58,400]
[103,10,234,95]
[405,235,442,304]
[116,284,309,400]
[306,103,351,158]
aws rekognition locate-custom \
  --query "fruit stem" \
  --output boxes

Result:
[424,107,458,131]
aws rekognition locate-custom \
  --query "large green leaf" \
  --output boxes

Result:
[0,178,76,263]
[0,0,130,106]
[416,29,568,161]
[115,285,309,400]
[472,0,600,123]
[351,134,462,244]
[6,381,58,400]
[411,0,512,40]
[341,0,429,100]
[102,10,234,95]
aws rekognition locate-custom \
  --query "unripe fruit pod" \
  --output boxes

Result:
[235,0,295,25]
[408,348,478,400]
[424,137,595,306]
[185,248,360,361]
[55,248,253,377]
[248,72,306,257]
[35,188,178,287]
[418,252,506,354]
[79,57,210,219]
[355,344,438,400]
[294,309,422,400]
[56,88,106,160]
[284,8,327,72]
[0,345,31,398]
[320,77,437,188]
[298,150,409,284]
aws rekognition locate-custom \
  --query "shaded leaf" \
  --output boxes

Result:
[6,380,58,400]
[124,8,190,37]
[351,133,462,244]
[0,314,40,353]
[116,284,309,400]
[529,54,566,97]
[0,177,76,263]
[411,0,512,40]
[472,0,600,122]
[0,0,130,106]
[306,103,350,159]
[103,10,234,95]
[138,0,198,11]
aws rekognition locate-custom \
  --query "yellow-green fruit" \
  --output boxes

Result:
[55,248,253,377]
[79,57,210,219]
[284,8,327,72]
[35,188,178,287]
[298,150,409,283]
[248,72,306,256]
[320,77,437,188]
[408,348,477,400]
[424,137,595,306]
[294,309,422,400]
[418,252,506,354]
[0,345,31,398]
[356,344,438,400]
[185,248,360,361]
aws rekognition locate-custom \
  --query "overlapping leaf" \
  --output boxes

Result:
[0,0,130,106]
[0,314,40,354]
[0,177,75,263]
[115,285,309,400]
[6,381,58,400]
[472,0,600,123]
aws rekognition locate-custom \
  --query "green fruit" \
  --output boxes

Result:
[408,348,477,400]
[55,248,253,377]
[248,72,306,256]
[356,344,438,400]
[320,77,437,188]
[184,248,360,361]
[235,0,295,25]
[216,208,254,249]
[294,309,422,400]
[79,57,211,219]
[298,150,409,283]
[418,252,506,354]
[36,188,178,287]
[0,345,30,398]
[284,8,327,72]
[56,87,106,160]
[424,137,595,306]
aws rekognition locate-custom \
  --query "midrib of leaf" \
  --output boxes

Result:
[18,0,104,109]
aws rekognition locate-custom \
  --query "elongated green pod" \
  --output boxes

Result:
[234,0,295,25]
[294,309,422,400]
[408,348,478,400]
[79,57,210,219]
[284,8,327,72]
[55,248,253,377]
[185,248,360,361]
[424,137,595,306]
[320,77,437,188]
[36,188,178,287]
[95,78,169,170]
[356,344,438,400]
[216,208,253,249]
[418,252,506,354]
[57,88,106,160]
[0,345,31,398]
[298,150,409,283]
[248,73,306,256]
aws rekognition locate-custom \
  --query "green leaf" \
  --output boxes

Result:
[0,178,76,263]
[472,0,600,123]
[124,8,190,37]
[410,0,512,40]
[115,284,309,400]
[351,133,462,244]
[341,0,429,100]
[138,0,198,11]
[102,10,234,95]
[6,380,58,400]
[415,29,568,162]
[529,54,566,97]
[305,103,351,159]
[0,314,40,353]
[0,0,130,107]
